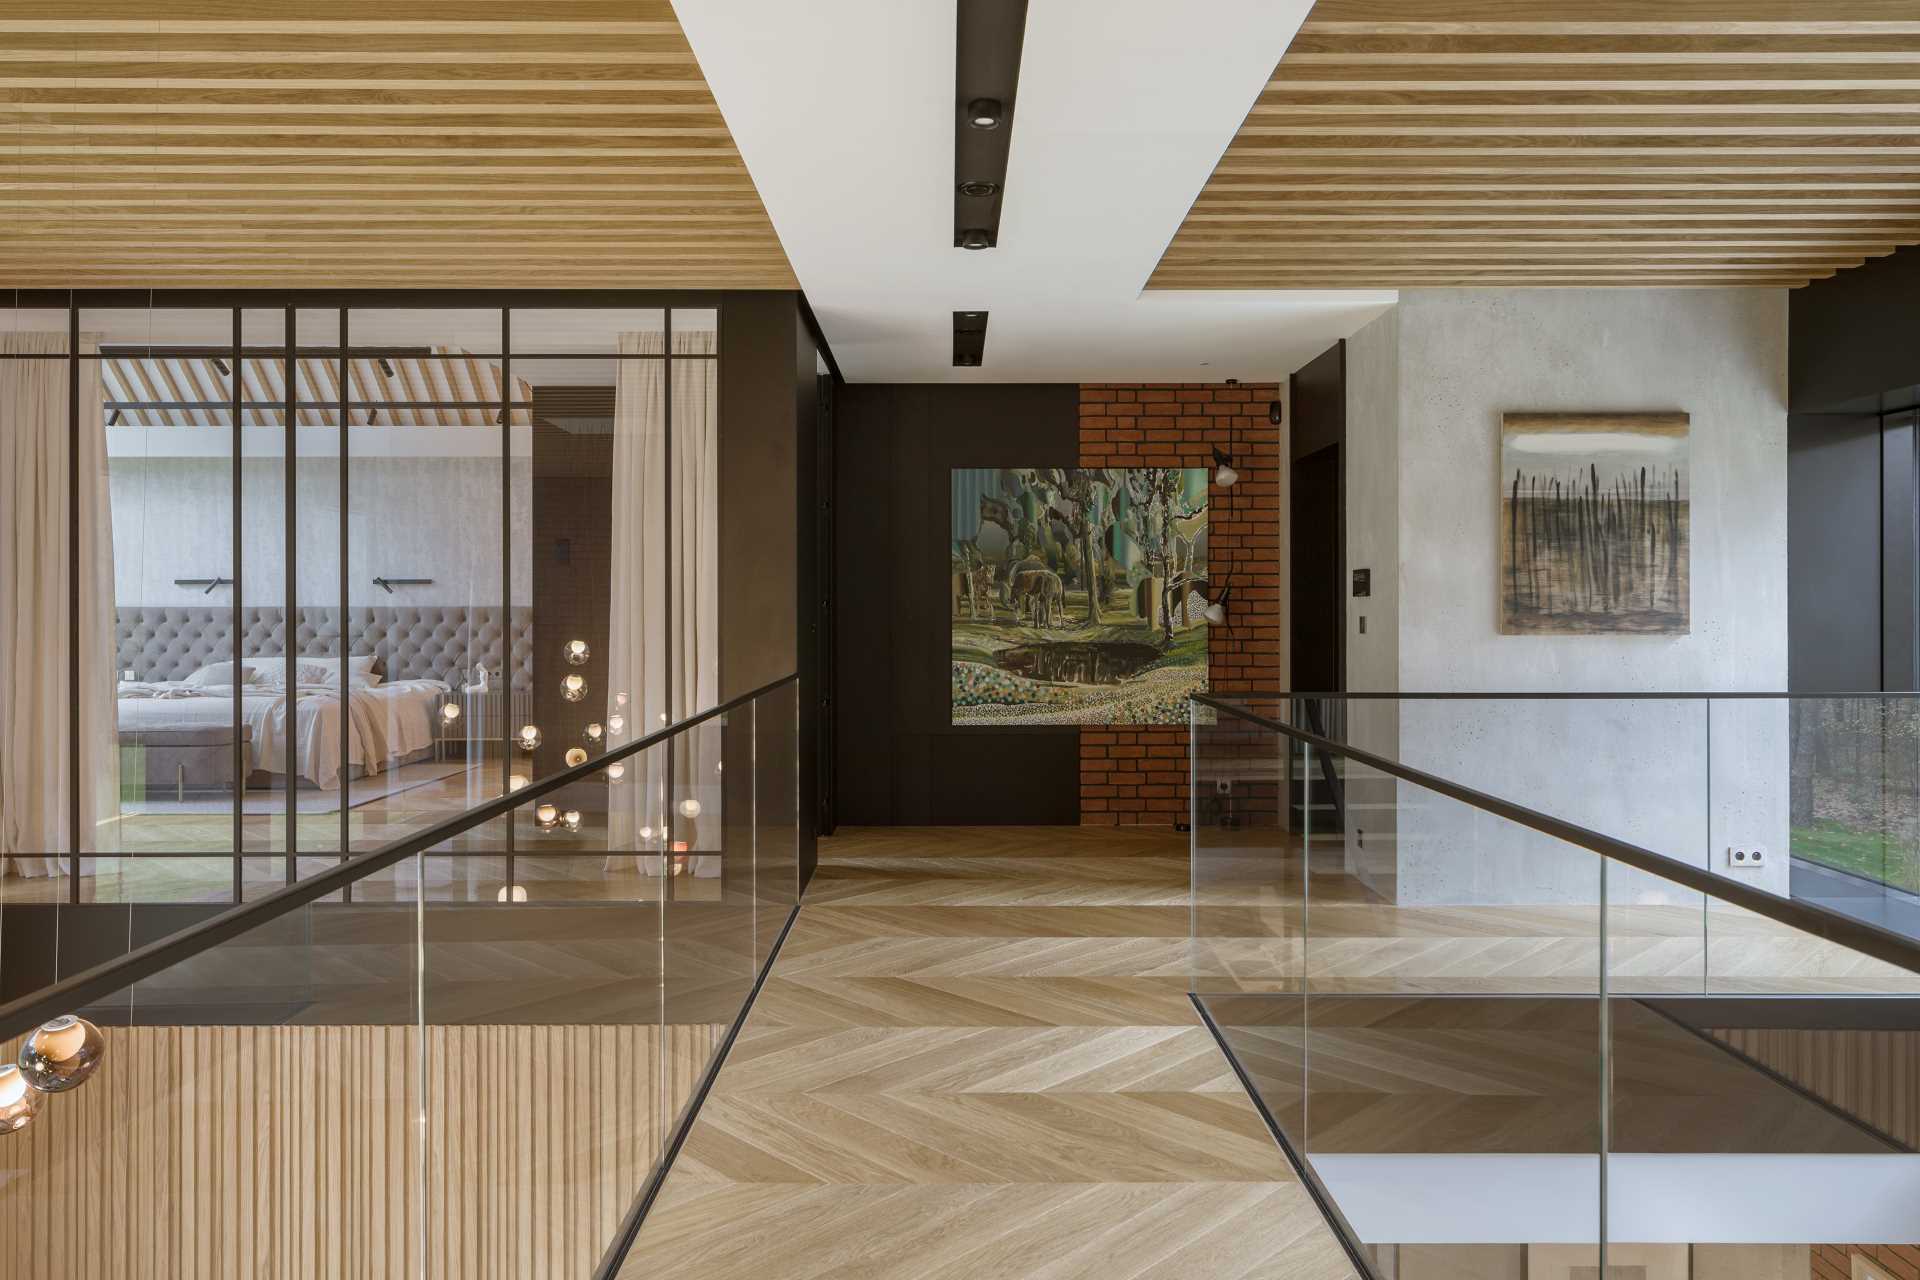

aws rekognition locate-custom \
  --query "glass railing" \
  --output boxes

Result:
[1193,693,1920,1279]
[0,674,798,1280]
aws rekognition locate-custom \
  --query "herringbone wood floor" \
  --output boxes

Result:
[618,826,1357,1280]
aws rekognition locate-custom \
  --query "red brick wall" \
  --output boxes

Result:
[1815,1245,1920,1280]
[1077,382,1282,826]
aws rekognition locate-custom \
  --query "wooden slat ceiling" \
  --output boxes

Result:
[0,2,796,288]
[1150,0,1920,290]
[102,348,534,426]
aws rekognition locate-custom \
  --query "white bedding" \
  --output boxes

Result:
[117,678,446,789]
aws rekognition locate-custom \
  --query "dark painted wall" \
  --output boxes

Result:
[1790,244,1920,416]
[1290,342,1345,693]
[717,291,818,883]
[1788,248,1920,692]
[834,383,1081,825]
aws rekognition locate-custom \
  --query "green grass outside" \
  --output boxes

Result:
[1792,821,1920,892]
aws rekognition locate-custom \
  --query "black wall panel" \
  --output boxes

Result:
[834,383,1081,825]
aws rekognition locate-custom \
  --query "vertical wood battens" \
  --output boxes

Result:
[0,1022,721,1279]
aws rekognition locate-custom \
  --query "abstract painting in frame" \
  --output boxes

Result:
[951,467,1209,725]
[1500,412,1689,636]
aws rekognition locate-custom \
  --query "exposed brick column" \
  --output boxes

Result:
[1077,382,1281,826]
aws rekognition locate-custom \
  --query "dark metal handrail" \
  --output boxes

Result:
[0,674,797,1043]
[1209,689,1920,700]
[1193,691,1920,979]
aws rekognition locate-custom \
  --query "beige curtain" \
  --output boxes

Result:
[606,328,719,875]
[0,332,119,873]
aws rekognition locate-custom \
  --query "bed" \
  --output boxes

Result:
[115,606,532,795]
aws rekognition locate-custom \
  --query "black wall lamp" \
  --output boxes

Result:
[954,1,1027,252]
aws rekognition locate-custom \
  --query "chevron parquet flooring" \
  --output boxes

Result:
[617,825,1358,1280]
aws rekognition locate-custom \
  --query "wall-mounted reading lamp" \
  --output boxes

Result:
[371,577,434,594]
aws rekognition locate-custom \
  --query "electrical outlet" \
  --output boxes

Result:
[1727,845,1768,869]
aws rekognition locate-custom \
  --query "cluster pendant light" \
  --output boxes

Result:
[3,1015,107,1136]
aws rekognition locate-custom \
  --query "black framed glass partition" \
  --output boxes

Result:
[0,291,725,908]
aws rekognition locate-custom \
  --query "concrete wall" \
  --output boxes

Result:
[110,456,532,609]
[1343,289,1791,905]
[1342,309,1402,898]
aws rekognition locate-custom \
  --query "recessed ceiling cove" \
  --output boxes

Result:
[673,0,1394,382]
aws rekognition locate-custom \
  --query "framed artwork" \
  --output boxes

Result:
[1500,412,1690,635]
[950,466,1209,725]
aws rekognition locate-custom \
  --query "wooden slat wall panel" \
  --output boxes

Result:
[1714,1025,1920,1149]
[1150,0,1920,289]
[0,1022,721,1279]
[0,4,795,288]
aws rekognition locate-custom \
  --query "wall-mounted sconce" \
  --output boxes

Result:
[1211,445,1239,488]
[1203,584,1232,627]
[561,674,587,703]
[107,409,122,426]
[564,639,590,666]
[372,576,433,594]
[516,724,542,752]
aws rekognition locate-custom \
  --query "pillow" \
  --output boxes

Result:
[182,661,264,688]
[290,655,383,687]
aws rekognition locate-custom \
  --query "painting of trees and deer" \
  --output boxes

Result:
[952,467,1210,724]
[1500,412,1689,636]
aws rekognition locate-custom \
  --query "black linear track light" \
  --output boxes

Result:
[966,97,1003,129]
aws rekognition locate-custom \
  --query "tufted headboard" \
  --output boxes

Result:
[116,606,535,690]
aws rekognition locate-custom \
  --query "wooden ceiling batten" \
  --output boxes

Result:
[0,5,795,288]
[1150,1,1920,289]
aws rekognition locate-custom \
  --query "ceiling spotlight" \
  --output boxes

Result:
[1212,444,1239,488]
[956,353,983,368]
[957,179,999,198]
[958,228,994,251]
[966,97,1003,130]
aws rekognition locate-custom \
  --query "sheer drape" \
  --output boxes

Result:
[0,333,119,873]
[606,328,719,875]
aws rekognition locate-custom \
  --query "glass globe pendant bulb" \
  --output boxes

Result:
[562,809,583,833]
[516,724,542,752]
[497,885,528,903]
[561,674,587,703]
[0,1065,40,1133]
[584,722,604,743]
[606,713,626,738]
[439,701,461,723]
[605,762,626,784]
[564,747,587,768]
[19,1014,104,1093]
[533,802,559,830]
[508,773,530,793]
[563,639,590,666]
[679,798,703,819]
